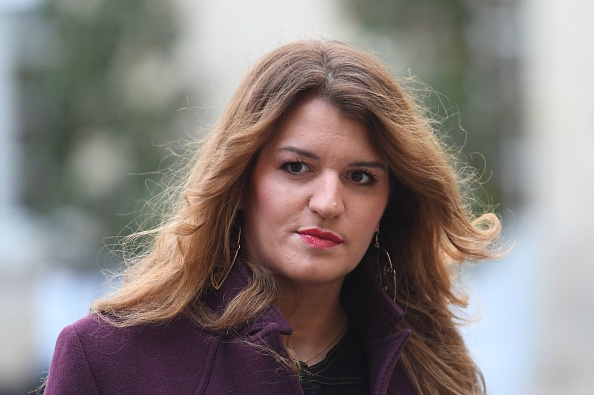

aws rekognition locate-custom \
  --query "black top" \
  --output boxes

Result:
[300,328,369,395]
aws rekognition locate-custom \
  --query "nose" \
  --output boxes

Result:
[309,172,345,218]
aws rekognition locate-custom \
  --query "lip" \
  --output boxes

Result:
[297,228,343,249]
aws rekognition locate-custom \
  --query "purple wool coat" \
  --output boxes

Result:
[45,262,416,394]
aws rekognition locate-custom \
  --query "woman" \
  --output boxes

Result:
[45,40,502,394]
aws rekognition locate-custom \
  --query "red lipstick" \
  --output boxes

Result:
[297,228,343,249]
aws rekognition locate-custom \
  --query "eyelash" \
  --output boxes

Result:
[279,160,379,186]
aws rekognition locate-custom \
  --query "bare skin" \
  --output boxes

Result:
[277,279,348,366]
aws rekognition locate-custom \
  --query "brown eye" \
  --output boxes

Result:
[282,161,309,175]
[351,171,365,183]
[348,171,376,185]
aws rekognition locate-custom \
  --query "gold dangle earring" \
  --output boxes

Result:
[375,230,397,299]
[211,227,241,290]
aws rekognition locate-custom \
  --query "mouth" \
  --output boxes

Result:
[297,228,343,249]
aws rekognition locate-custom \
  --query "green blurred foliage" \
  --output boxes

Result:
[17,0,188,249]
[346,0,516,212]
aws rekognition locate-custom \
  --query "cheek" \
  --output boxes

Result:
[359,191,389,229]
[359,210,384,236]
[245,176,290,231]
[253,181,281,215]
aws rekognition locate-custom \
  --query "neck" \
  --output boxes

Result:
[277,280,348,366]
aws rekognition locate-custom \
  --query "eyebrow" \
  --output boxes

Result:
[276,146,387,171]
[348,161,387,171]
[276,146,320,160]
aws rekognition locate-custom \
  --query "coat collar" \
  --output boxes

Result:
[341,262,405,339]
[206,259,413,394]
[205,259,292,335]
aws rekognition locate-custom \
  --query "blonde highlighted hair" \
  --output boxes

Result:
[94,39,502,394]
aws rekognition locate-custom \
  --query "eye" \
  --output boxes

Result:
[281,160,309,175]
[348,170,377,185]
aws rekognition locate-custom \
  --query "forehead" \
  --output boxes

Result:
[263,96,382,159]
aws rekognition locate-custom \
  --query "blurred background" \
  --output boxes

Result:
[0,0,592,393]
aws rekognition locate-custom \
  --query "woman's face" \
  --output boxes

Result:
[242,96,390,291]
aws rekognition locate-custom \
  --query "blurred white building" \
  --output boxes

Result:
[0,0,46,391]
[521,0,594,393]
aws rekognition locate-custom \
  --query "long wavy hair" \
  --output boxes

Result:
[94,39,502,394]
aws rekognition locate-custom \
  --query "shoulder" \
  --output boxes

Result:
[67,313,219,368]
[44,317,103,394]
[46,314,220,394]
[69,313,213,350]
